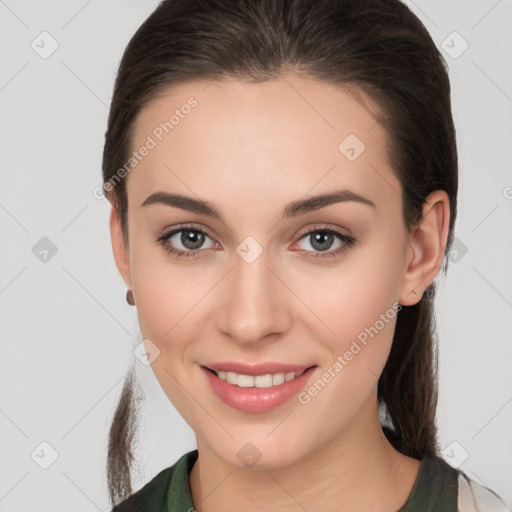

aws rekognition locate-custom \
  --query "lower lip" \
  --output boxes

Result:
[201,365,317,413]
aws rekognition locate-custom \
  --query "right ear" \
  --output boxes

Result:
[109,205,132,290]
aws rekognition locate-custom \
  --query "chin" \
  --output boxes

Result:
[202,432,315,471]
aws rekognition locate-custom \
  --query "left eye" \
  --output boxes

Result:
[294,228,356,258]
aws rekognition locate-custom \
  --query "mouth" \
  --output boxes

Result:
[201,363,318,413]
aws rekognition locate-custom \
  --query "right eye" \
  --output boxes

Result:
[155,225,219,259]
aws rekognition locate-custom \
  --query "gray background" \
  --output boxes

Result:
[1,0,511,510]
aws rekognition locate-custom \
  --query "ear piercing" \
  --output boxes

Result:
[126,289,135,306]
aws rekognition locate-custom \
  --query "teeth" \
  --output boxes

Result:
[238,374,256,387]
[273,373,285,385]
[214,369,306,388]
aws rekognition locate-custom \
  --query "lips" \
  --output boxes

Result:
[201,362,318,413]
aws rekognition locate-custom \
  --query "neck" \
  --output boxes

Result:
[189,396,421,512]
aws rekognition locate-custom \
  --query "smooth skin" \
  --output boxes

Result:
[109,72,450,512]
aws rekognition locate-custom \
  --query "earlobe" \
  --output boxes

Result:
[398,190,451,306]
[109,205,132,290]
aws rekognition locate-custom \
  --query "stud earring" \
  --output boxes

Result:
[412,289,419,295]
[126,289,135,306]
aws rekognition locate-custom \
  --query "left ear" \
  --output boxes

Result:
[398,190,451,306]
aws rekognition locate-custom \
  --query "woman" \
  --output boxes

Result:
[102,0,505,510]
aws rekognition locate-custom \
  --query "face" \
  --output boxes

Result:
[112,74,421,469]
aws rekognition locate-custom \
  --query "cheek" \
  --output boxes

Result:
[130,238,212,340]
[320,288,398,390]
[298,241,403,388]
[301,247,401,341]
[131,259,203,413]
[297,292,400,427]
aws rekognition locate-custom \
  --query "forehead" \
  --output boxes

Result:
[127,74,399,212]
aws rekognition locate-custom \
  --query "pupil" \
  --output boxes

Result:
[181,230,204,249]
[311,232,333,251]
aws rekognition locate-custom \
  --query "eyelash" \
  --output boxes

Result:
[155,223,357,260]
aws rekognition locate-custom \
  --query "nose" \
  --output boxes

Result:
[215,248,292,346]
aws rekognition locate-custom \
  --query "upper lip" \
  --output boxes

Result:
[203,361,315,375]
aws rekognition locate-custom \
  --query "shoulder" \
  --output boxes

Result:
[111,466,174,512]
[400,455,507,512]
[111,449,198,512]
[457,472,509,512]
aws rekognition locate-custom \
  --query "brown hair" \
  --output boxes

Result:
[102,0,458,506]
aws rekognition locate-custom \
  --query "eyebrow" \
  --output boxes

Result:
[140,189,376,221]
